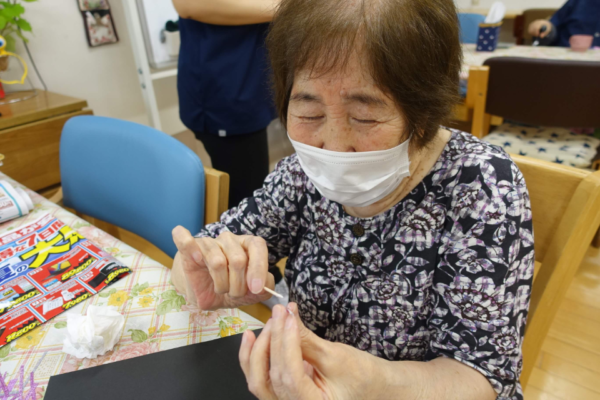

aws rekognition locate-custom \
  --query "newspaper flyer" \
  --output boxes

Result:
[0,213,131,347]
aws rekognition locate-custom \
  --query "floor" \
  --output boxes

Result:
[77,218,600,399]
[524,246,600,400]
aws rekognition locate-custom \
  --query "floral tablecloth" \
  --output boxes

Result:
[0,173,263,399]
[461,43,600,79]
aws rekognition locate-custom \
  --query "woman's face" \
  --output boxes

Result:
[287,54,408,152]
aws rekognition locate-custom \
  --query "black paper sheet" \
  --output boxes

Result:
[45,330,261,400]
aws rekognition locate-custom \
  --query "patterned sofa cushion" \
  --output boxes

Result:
[483,123,600,168]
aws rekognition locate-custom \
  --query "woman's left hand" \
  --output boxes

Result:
[239,303,392,400]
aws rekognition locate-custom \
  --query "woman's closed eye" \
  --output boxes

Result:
[299,115,324,121]
[353,118,378,124]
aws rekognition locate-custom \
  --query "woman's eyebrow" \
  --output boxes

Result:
[344,93,387,107]
[290,92,322,103]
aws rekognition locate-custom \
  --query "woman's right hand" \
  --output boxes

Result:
[528,20,552,38]
[171,226,275,310]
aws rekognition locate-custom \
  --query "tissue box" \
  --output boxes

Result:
[476,22,502,52]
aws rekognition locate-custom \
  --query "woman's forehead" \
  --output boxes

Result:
[292,67,394,108]
[293,54,377,90]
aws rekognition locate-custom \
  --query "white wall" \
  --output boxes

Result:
[14,0,185,135]
[456,0,566,10]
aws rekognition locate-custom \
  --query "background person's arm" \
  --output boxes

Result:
[172,0,279,25]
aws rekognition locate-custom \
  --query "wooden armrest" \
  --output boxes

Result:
[204,167,230,225]
[49,187,64,204]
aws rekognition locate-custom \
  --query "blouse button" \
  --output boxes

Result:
[350,253,363,265]
[352,223,365,237]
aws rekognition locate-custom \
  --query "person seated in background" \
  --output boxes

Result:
[172,0,534,399]
[528,0,600,48]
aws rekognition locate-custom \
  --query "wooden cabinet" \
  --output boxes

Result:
[0,91,93,191]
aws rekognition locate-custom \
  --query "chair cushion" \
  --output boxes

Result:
[483,123,600,168]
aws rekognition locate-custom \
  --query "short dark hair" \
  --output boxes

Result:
[266,0,462,149]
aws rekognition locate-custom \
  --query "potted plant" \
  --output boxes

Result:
[0,0,36,72]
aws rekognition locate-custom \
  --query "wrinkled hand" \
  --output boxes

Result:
[171,226,275,310]
[528,19,552,38]
[239,303,386,400]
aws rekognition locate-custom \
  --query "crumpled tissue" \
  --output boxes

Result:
[63,305,125,359]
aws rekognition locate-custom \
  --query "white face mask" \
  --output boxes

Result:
[288,134,411,207]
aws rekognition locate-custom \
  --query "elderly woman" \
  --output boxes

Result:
[171,0,533,399]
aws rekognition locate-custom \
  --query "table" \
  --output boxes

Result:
[0,173,263,399]
[0,91,93,193]
[461,43,600,79]
[454,44,600,127]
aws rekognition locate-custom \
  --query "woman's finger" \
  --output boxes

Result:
[241,235,270,294]
[303,361,314,380]
[281,311,309,382]
[196,237,229,294]
[172,226,203,269]
[247,321,275,399]
[218,233,249,298]
[239,329,256,378]
[270,304,309,396]
[287,303,330,368]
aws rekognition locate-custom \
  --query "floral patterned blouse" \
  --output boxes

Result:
[196,129,533,400]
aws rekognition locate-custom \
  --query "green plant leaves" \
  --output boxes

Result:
[129,329,148,343]
[16,17,30,32]
[1,4,24,19]
[4,33,15,52]
[0,15,7,30]
[14,28,28,42]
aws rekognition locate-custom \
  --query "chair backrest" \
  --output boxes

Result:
[521,8,558,45]
[60,116,222,258]
[458,13,486,44]
[511,155,600,387]
[470,57,600,137]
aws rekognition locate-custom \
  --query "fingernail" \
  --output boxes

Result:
[251,279,263,294]
[192,252,203,264]
[285,315,295,330]
[272,305,281,319]
[286,304,294,316]
[241,330,248,344]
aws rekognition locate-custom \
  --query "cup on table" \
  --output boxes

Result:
[569,35,593,52]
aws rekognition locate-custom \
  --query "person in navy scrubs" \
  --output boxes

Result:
[528,0,600,47]
[173,0,279,209]
[172,0,288,307]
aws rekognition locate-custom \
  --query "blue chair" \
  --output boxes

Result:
[458,13,486,44]
[59,116,228,258]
